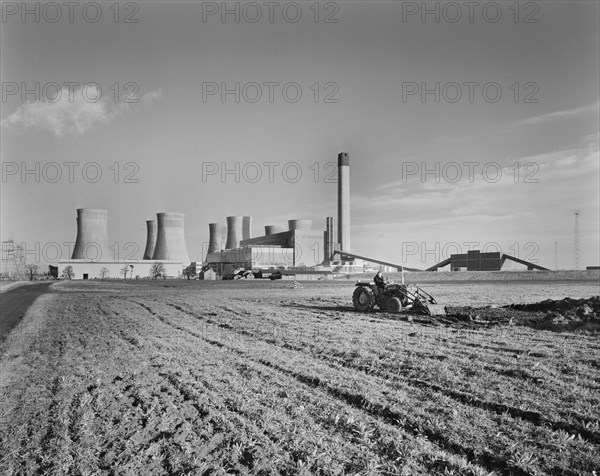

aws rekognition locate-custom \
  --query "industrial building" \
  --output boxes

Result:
[204,217,332,273]
[202,152,424,276]
[203,152,371,275]
[426,250,548,271]
[56,153,415,280]
[56,151,549,280]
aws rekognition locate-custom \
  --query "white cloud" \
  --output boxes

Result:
[1,85,162,137]
[347,137,599,268]
[516,101,599,126]
[142,88,162,104]
[352,134,599,231]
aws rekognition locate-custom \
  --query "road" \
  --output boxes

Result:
[0,282,53,341]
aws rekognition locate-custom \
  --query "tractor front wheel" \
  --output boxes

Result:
[353,286,376,312]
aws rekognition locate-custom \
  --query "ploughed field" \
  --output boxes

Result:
[1,278,599,475]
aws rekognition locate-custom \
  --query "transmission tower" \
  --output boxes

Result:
[573,211,581,270]
[2,239,26,279]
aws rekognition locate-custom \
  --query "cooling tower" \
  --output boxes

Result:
[152,212,190,264]
[338,152,351,251]
[288,219,313,231]
[208,223,227,254]
[225,216,243,249]
[264,225,285,235]
[143,220,157,260]
[71,208,111,261]
[242,216,253,241]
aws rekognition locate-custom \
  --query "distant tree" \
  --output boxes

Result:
[129,264,135,279]
[182,265,196,280]
[150,262,165,280]
[61,265,74,280]
[120,265,129,279]
[99,267,110,279]
[24,264,39,281]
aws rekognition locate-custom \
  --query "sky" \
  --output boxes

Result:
[1,0,599,270]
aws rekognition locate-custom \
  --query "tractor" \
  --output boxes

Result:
[352,280,438,316]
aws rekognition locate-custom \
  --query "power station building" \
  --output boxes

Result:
[56,153,362,279]
[203,152,362,274]
[54,152,548,279]
[204,217,334,273]
[59,209,188,279]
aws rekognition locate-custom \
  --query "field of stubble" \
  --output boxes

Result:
[1,277,599,476]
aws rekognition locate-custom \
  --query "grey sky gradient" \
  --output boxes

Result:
[1,1,599,269]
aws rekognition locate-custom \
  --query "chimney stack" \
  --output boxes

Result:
[337,152,351,251]
[324,216,335,263]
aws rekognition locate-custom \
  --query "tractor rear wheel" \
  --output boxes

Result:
[386,297,402,313]
[353,286,376,312]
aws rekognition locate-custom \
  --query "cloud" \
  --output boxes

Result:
[1,85,162,137]
[352,134,599,231]
[346,137,599,268]
[516,101,599,126]
[142,88,162,104]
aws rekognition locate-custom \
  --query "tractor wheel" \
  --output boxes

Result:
[353,286,376,312]
[386,297,402,313]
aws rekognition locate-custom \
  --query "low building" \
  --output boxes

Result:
[57,260,184,279]
[200,268,217,280]
[426,250,548,271]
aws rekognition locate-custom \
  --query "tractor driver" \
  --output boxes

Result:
[374,271,386,294]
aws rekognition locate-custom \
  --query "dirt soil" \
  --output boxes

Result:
[444,296,600,333]
[0,279,599,476]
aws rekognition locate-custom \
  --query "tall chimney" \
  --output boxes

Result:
[143,220,157,260]
[324,216,335,263]
[225,216,243,249]
[242,216,253,241]
[152,212,190,264]
[208,223,226,254]
[338,152,351,251]
[71,208,111,261]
